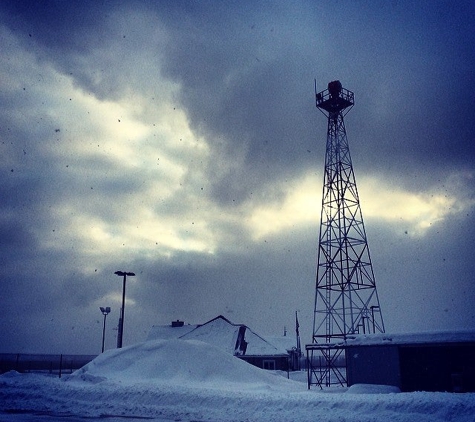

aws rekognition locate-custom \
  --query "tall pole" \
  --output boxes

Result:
[114,271,135,348]
[100,306,111,353]
[295,311,301,371]
[120,274,126,347]
[117,309,122,348]
[102,313,107,352]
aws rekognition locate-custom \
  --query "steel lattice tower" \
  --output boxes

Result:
[307,81,385,388]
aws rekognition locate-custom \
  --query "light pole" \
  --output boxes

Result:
[114,271,135,348]
[100,306,111,353]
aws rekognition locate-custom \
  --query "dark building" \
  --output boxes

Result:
[345,331,475,393]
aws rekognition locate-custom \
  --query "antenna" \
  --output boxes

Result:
[314,78,318,106]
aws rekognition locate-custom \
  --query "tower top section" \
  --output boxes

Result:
[315,80,354,114]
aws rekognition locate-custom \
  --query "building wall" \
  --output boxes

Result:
[346,342,475,392]
[238,355,289,371]
[399,343,475,392]
[346,345,400,388]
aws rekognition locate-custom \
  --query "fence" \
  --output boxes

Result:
[0,353,96,377]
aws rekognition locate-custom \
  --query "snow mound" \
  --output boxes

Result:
[0,370,22,378]
[68,338,301,391]
[347,383,401,394]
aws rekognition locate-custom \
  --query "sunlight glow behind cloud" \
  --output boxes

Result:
[360,173,474,235]
[247,171,474,240]
[248,173,320,239]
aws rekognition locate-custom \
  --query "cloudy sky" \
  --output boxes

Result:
[1,1,474,355]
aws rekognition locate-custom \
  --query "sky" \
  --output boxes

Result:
[0,0,474,355]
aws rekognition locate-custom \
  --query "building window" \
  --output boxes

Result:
[263,360,276,370]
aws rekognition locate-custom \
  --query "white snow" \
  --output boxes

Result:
[69,339,294,389]
[333,329,475,347]
[1,338,475,422]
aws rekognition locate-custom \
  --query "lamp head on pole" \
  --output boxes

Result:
[114,271,135,277]
[100,306,111,315]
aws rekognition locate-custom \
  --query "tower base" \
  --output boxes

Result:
[306,343,347,389]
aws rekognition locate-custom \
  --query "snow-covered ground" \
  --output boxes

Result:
[1,339,474,422]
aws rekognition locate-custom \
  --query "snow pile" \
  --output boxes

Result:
[69,338,298,391]
[347,383,401,394]
[343,329,475,346]
[1,338,475,421]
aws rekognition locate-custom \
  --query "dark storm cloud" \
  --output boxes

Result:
[1,0,168,106]
[1,1,109,53]
[157,3,319,204]
[368,205,475,333]
[151,0,475,205]
[338,2,475,179]
[7,1,473,184]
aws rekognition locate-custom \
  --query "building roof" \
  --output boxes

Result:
[147,323,197,341]
[346,330,475,346]
[307,330,475,349]
[265,335,299,352]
